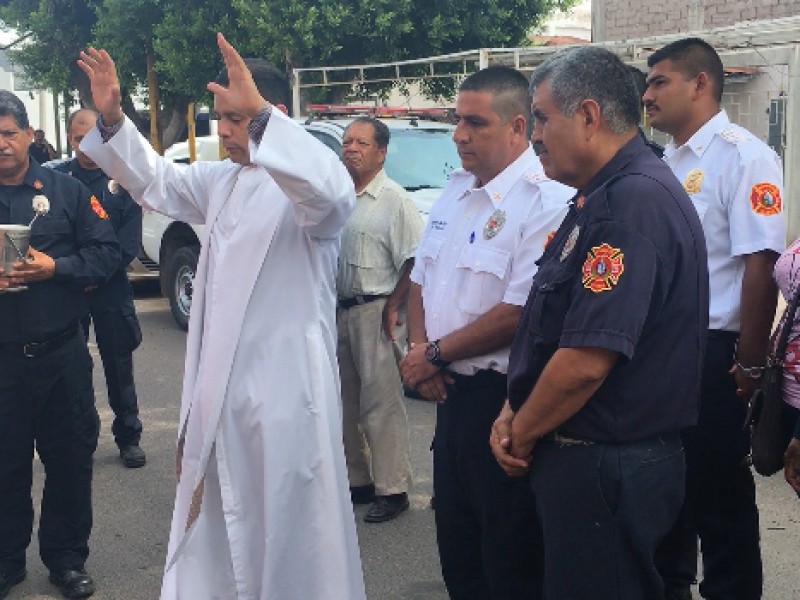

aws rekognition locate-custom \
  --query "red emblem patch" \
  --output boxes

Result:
[582,243,624,293]
[750,182,782,216]
[544,231,556,249]
[90,196,108,219]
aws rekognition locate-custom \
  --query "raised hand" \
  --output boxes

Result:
[206,33,268,119]
[77,47,124,126]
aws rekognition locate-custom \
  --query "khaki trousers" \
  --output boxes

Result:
[337,298,411,495]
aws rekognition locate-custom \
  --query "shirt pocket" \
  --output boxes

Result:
[30,216,72,248]
[528,263,576,345]
[456,245,511,316]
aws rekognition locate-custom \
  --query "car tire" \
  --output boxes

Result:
[167,246,199,331]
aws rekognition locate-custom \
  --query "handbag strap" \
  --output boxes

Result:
[775,281,800,359]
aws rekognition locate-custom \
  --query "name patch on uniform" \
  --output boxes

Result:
[582,243,624,293]
[430,219,447,231]
[750,182,782,216]
[683,169,704,195]
[90,195,108,220]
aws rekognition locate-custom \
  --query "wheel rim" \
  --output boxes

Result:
[175,264,194,318]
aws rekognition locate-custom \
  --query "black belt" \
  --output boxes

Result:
[338,295,387,310]
[0,324,79,358]
[448,369,506,391]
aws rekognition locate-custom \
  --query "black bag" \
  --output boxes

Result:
[746,284,800,476]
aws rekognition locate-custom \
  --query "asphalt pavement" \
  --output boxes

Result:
[8,285,800,599]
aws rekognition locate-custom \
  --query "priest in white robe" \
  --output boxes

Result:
[77,34,366,600]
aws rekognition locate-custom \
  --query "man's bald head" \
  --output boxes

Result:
[67,108,100,170]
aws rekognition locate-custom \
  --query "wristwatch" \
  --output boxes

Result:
[425,339,451,368]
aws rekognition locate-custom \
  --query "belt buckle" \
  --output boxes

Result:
[553,431,594,446]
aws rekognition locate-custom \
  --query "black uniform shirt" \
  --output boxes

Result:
[507,135,709,443]
[0,161,120,342]
[50,159,142,271]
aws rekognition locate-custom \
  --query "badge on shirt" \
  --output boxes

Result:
[683,169,704,195]
[107,179,120,195]
[750,182,782,216]
[561,226,580,262]
[90,195,109,219]
[32,179,43,191]
[582,243,624,293]
[575,195,586,209]
[483,209,506,240]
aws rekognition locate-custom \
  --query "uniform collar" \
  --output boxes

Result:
[580,133,648,201]
[664,109,729,160]
[21,160,49,192]
[69,158,106,185]
[472,146,538,206]
[359,168,388,200]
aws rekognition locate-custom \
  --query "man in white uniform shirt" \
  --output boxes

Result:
[644,38,784,600]
[400,66,572,599]
[78,35,366,599]
[337,116,423,522]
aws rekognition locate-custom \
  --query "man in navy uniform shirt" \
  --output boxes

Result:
[49,108,146,469]
[0,91,119,599]
[490,46,709,599]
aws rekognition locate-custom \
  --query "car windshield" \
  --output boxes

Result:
[384,129,459,190]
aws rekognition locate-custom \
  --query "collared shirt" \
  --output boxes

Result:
[410,146,573,375]
[663,109,785,331]
[0,161,119,342]
[337,169,423,298]
[507,135,709,442]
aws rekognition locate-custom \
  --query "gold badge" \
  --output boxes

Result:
[483,209,506,240]
[750,182,782,216]
[683,169,704,195]
[582,243,624,293]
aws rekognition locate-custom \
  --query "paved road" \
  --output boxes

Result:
[9,287,800,599]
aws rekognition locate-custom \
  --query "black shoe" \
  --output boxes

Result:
[119,445,146,468]
[48,568,95,599]
[350,483,376,505]
[364,493,409,523]
[0,568,25,600]
[665,587,693,600]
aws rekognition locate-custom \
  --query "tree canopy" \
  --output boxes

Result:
[0,0,575,148]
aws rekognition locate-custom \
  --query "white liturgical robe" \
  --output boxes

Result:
[82,110,366,600]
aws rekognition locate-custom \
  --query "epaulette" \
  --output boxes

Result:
[718,126,751,145]
[522,170,549,185]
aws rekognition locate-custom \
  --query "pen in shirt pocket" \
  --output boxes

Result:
[469,231,475,244]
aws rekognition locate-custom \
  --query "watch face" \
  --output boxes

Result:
[425,344,437,362]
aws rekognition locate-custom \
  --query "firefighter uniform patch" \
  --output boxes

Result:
[582,243,624,293]
[750,182,782,216]
[683,169,704,195]
[90,195,109,219]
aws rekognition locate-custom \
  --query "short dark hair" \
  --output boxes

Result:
[647,37,724,103]
[0,91,29,130]
[627,65,647,107]
[347,116,390,150]
[530,46,641,135]
[66,108,98,133]
[459,65,531,123]
[215,59,291,115]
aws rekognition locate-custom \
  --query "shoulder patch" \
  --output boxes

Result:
[582,243,624,293]
[90,195,109,219]
[718,126,751,145]
[750,182,782,216]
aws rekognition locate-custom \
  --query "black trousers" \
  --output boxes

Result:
[82,281,142,448]
[0,332,99,573]
[655,331,762,599]
[433,370,543,600]
[531,433,685,600]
